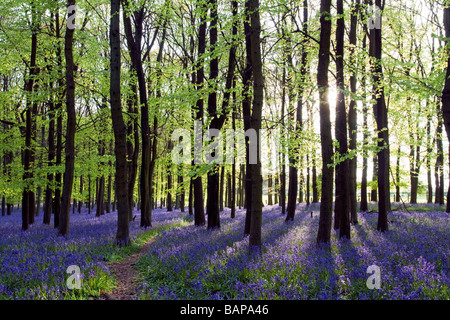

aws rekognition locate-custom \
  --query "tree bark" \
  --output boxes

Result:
[441,6,450,212]
[286,0,308,222]
[111,0,130,245]
[334,0,350,239]
[58,0,77,236]
[193,0,207,226]
[22,1,39,231]
[316,0,334,244]
[360,34,369,212]
[246,0,264,251]
[370,0,389,232]
[122,1,152,228]
[348,0,360,224]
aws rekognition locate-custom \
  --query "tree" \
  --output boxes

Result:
[192,0,207,227]
[58,0,77,236]
[286,0,309,222]
[246,0,264,250]
[441,3,450,212]
[316,0,334,244]
[334,0,350,239]
[110,0,130,245]
[206,0,221,230]
[122,1,151,228]
[369,0,390,232]
[21,0,39,231]
[348,0,360,224]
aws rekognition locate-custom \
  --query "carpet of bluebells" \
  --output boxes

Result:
[0,203,449,300]
[136,204,449,300]
[0,207,185,299]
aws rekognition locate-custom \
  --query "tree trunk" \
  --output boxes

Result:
[370,0,389,232]
[441,5,450,212]
[43,87,56,224]
[360,35,369,212]
[122,1,152,228]
[348,0,360,224]
[54,20,63,227]
[192,0,207,226]
[188,177,194,215]
[286,0,308,222]
[111,0,130,245]
[127,78,139,218]
[178,165,185,212]
[312,159,318,203]
[167,143,173,212]
[334,0,350,239]
[78,175,83,213]
[58,0,77,236]
[371,155,378,202]
[220,165,225,211]
[395,145,401,202]
[22,1,38,231]
[306,156,310,206]
[246,0,264,250]
[279,67,286,215]
[316,0,334,244]
[426,101,433,203]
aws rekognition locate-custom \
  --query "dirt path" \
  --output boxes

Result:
[101,240,154,300]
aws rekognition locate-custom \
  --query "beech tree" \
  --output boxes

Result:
[58,0,76,236]
[110,0,130,245]
[316,0,334,244]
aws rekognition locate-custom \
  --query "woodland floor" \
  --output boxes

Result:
[101,239,155,300]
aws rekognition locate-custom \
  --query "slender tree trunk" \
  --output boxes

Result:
[22,1,38,231]
[316,0,334,244]
[243,2,253,235]
[334,0,350,239]
[279,67,286,215]
[54,16,63,227]
[122,2,152,228]
[167,143,173,212]
[371,155,378,202]
[43,87,55,224]
[188,177,193,215]
[312,158,318,203]
[286,0,308,222]
[395,145,401,202]
[78,175,83,213]
[58,0,77,236]
[193,0,207,226]
[360,35,369,212]
[111,0,130,245]
[220,165,225,212]
[306,155,310,206]
[206,0,221,230]
[88,173,91,214]
[127,78,138,219]
[179,166,185,212]
[441,5,450,211]
[246,0,264,250]
[96,140,105,217]
[268,175,273,205]
[370,0,389,232]
[348,0,360,224]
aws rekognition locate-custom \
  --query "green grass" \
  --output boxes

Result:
[106,221,189,263]
[68,221,190,300]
